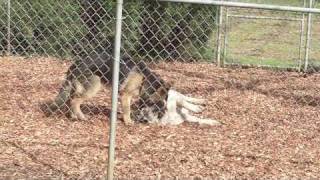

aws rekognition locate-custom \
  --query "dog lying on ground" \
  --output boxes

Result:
[132,89,220,126]
[43,49,219,126]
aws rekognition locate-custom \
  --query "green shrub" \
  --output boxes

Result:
[0,0,217,61]
[137,1,217,61]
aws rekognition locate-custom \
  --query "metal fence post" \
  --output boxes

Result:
[7,0,11,56]
[298,0,306,71]
[216,5,223,67]
[304,0,313,72]
[223,7,229,64]
[107,0,124,179]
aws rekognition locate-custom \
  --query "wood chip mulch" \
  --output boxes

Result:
[0,56,319,179]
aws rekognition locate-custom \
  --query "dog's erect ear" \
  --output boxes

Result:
[151,80,174,100]
[165,80,174,90]
[157,86,169,98]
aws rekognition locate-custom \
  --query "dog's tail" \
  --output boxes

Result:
[41,78,74,116]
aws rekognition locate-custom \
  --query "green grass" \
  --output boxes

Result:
[218,1,320,69]
[226,16,303,66]
[226,56,299,68]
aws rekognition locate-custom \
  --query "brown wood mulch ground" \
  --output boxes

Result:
[0,56,319,179]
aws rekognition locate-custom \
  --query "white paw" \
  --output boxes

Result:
[199,119,221,126]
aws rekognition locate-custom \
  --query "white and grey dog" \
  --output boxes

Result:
[133,89,220,126]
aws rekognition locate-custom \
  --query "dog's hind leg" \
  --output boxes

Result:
[178,100,204,113]
[167,89,205,113]
[69,75,101,120]
[171,90,206,105]
[177,108,220,126]
[41,79,73,116]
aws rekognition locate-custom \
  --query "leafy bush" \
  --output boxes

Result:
[5,0,87,57]
[0,0,217,61]
[137,1,217,61]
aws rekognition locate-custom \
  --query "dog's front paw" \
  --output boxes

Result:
[123,116,134,125]
[70,112,88,121]
[199,119,221,126]
[78,114,88,121]
[124,120,134,126]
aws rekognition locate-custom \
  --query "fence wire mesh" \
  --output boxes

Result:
[1,0,320,179]
[310,1,320,70]
[0,0,219,123]
[222,8,306,70]
[122,2,217,62]
[0,1,7,55]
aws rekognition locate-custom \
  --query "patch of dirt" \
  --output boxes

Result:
[0,56,320,179]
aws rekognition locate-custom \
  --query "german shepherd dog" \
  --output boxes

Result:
[43,50,171,125]
[43,41,220,126]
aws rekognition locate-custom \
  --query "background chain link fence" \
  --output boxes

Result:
[311,1,320,70]
[223,8,306,69]
[0,0,8,55]
[219,0,320,72]
[122,2,217,62]
[1,0,320,179]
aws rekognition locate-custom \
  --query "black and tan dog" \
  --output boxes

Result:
[43,50,171,125]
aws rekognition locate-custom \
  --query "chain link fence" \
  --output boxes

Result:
[0,0,8,55]
[310,1,320,69]
[219,0,320,72]
[1,0,320,179]
[0,0,219,122]
[222,8,305,69]
[122,2,217,62]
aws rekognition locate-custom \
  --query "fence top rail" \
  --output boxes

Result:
[159,0,320,14]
